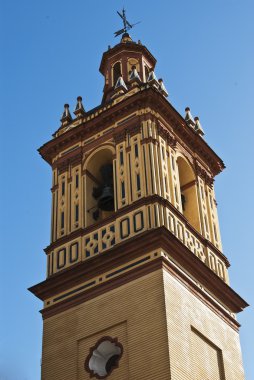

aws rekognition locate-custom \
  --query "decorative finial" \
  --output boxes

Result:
[61,103,72,125]
[114,8,140,38]
[147,69,159,88]
[194,116,205,136]
[185,107,195,128]
[129,66,141,83]
[74,96,85,118]
[158,78,168,97]
[114,75,128,91]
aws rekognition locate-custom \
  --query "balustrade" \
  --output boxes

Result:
[47,199,228,284]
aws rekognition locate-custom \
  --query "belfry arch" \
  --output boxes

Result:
[176,156,201,232]
[112,61,121,86]
[84,146,115,227]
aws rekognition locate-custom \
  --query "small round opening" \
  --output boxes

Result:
[85,337,123,379]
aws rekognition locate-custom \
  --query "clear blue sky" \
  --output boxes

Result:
[0,1,253,379]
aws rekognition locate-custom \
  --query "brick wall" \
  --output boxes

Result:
[41,267,245,380]
[163,269,245,380]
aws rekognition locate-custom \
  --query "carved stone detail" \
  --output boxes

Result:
[113,129,126,144]
[157,122,176,148]
[195,161,214,187]
[128,124,141,137]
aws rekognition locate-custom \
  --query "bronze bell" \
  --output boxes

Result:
[98,185,114,211]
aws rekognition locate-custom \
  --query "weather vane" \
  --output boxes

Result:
[114,8,140,37]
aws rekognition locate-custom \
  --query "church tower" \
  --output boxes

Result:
[29,26,248,380]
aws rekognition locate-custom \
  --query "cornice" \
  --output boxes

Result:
[39,257,242,331]
[157,121,176,148]
[29,226,248,323]
[195,160,214,187]
[38,87,225,177]
[149,92,225,176]
[38,96,142,164]
[52,146,82,171]
[113,129,127,144]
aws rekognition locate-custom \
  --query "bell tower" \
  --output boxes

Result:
[30,29,248,380]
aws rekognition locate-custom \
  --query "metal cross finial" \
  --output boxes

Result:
[114,8,140,38]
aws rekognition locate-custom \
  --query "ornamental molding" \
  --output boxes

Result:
[39,88,225,177]
[52,153,82,172]
[128,124,141,137]
[141,137,158,146]
[113,129,126,144]
[195,161,214,187]
[29,226,247,326]
[157,121,176,148]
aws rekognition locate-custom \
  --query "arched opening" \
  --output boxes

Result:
[177,157,201,232]
[112,62,121,86]
[85,148,115,227]
[127,58,139,78]
[144,65,150,81]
